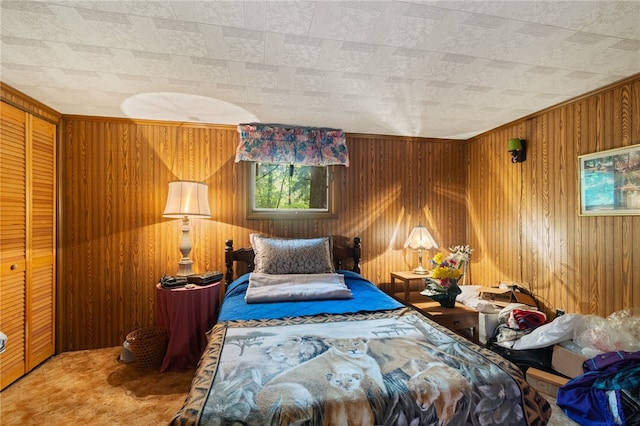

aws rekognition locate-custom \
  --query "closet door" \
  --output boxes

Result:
[0,102,56,390]
[27,114,56,370]
[0,102,27,389]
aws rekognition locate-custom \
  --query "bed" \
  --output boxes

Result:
[171,236,551,426]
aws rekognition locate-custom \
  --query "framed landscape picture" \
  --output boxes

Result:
[579,144,640,216]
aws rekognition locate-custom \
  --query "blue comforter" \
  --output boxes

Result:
[218,270,403,321]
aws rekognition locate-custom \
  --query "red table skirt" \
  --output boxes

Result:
[155,282,220,372]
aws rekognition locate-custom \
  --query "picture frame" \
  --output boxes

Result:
[578,144,640,216]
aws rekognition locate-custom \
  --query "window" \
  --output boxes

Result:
[248,162,339,219]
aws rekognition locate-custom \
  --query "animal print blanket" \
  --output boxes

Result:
[171,308,551,425]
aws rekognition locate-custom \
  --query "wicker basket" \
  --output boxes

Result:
[126,326,168,370]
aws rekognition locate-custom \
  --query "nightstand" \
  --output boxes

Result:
[406,292,479,344]
[390,271,428,302]
[155,281,221,372]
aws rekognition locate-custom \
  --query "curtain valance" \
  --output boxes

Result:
[235,123,349,167]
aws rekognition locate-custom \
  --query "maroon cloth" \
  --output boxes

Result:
[511,308,546,329]
[155,282,220,372]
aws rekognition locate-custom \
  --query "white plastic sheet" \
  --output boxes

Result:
[511,314,585,350]
[511,308,640,354]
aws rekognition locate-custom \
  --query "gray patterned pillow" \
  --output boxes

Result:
[251,235,335,274]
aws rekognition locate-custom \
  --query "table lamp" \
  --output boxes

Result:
[404,225,438,274]
[163,181,211,276]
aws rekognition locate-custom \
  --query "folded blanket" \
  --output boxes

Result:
[245,273,353,303]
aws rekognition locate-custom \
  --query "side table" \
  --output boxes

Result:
[390,271,428,302]
[155,281,221,372]
[406,293,479,344]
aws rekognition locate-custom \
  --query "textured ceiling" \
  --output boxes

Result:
[1,1,639,139]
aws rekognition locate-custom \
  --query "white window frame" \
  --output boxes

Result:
[247,162,339,219]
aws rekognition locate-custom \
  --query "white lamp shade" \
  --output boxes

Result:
[163,181,211,218]
[404,225,438,250]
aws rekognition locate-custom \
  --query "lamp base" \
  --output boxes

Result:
[413,266,428,275]
[175,216,194,276]
[412,249,429,275]
[176,259,194,276]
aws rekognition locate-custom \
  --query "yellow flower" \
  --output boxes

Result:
[432,267,462,280]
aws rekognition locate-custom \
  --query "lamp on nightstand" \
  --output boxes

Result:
[163,181,211,276]
[404,225,438,275]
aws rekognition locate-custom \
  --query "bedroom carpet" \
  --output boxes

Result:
[0,347,194,425]
[0,346,577,425]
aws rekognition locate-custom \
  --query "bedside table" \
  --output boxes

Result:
[405,292,479,344]
[155,281,221,372]
[390,271,428,302]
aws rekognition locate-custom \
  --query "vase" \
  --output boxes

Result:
[461,262,468,285]
[428,280,462,308]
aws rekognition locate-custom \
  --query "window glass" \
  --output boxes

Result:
[248,162,338,219]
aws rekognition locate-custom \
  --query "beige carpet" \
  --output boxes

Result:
[1,346,577,425]
[0,347,194,425]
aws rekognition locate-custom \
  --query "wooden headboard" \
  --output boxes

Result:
[224,237,361,284]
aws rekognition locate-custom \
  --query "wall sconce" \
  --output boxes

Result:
[163,181,211,276]
[404,225,438,274]
[508,138,526,163]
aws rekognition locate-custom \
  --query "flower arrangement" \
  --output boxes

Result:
[423,245,474,294]
[424,251,463,294]
[448,245,474,265]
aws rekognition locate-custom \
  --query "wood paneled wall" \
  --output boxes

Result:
[55,74,639,351]
[468,75,640,317]
[57,119,467,351]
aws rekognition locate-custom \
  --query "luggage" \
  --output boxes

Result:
[487,337,553,373]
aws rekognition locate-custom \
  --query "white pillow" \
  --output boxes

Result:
[251,235,335,274]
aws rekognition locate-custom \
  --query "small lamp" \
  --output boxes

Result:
[404,225,438,275]
[508,138,526,163]
[163,181,211,276]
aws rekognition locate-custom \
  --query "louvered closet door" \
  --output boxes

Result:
[0,102,27,389]
[27,115,56,370]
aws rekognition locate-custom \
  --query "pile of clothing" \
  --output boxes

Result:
[486,303,551,372]
[494,303,547,346]
[488,306,640,425]
[556,309,640,426]
[557,350,640,426]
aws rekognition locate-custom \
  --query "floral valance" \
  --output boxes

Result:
[235,123,349,167]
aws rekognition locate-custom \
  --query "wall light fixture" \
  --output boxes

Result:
[508,138,526,163]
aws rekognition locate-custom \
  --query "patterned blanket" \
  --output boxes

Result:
[171,308,551,425]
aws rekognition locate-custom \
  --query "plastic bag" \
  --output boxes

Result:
[607,307,640,340]
[118,339,135,363]
[0,331,6,354]
[505,308,640,354]
[573,308,640,358]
